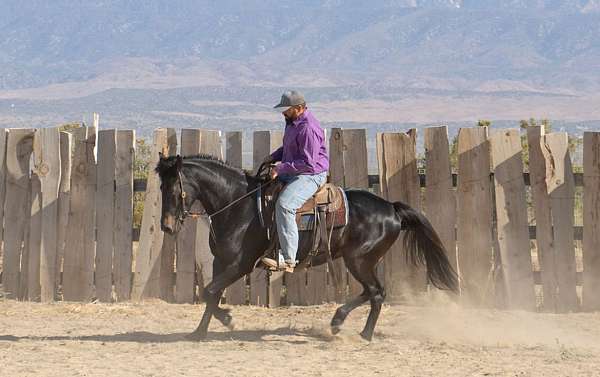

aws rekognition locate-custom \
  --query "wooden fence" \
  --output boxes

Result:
[1,121,600,313]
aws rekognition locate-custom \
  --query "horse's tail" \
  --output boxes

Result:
[393,201,459,292]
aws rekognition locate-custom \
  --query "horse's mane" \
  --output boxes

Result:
[155,153,252,178]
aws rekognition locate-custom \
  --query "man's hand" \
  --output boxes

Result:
[262,154,275,164]
[269,167,278,180]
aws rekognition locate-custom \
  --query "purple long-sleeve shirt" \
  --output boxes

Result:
[270,109,329,176]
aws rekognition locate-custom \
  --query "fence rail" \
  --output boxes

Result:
[132,173,587,193]
[0,121,599,313]
[131,175,586,242]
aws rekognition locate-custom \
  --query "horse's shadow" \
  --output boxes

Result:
[0,327,334,344]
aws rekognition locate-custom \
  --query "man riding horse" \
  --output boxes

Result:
[156,91,457,341]
[260,90,329,272]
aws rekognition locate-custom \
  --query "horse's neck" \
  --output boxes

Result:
[182,160,251,216]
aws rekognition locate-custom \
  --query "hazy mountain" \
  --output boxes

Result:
[1,0,599,131]
[1,0,600,92]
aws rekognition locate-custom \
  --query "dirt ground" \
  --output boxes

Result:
[1,295,600,377]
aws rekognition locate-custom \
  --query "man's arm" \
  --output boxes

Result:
[269,146,283,162]
[276,128,320,175]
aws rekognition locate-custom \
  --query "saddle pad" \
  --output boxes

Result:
[296,187,349,231]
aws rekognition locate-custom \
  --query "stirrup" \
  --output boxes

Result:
[275,263,295,273]
[260,257,295,273]
[260,257,278,269]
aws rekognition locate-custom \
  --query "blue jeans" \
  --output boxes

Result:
[276,172,328,264]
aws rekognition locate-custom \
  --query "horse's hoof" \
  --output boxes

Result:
[225,321,235,331]
[359,330,373,342]
[331,325,341,335]
[220,312,234,331]
[185,331,207,341]
[330,317,343,329]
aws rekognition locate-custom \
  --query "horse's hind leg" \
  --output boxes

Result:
[357,266,385,341]
[330,289,369,335]
[334,254,385,341]
[329,253,374,335]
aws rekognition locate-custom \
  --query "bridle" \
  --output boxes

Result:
[176,169,202,221]
[175,163,274,242]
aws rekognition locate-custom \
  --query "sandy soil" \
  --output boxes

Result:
[1,297,600,377]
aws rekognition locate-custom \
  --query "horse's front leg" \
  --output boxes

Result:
[186,292,219,341]
[208,258,234,330]
[211,287,234,330]
[187,260,251,340]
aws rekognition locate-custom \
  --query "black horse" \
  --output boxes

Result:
[156,153,458,341]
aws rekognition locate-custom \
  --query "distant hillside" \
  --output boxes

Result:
[1,0,600,133]
[1,0,600,94]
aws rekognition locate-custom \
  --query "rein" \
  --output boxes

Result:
[176,168,274,242]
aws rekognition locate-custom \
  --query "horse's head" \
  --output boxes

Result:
[155,153,188,234]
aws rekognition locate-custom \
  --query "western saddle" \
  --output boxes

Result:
[258,178,349,271]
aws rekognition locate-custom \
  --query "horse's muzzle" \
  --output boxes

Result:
[161,215,178,234]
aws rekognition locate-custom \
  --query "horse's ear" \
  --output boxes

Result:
[176,155,183,171]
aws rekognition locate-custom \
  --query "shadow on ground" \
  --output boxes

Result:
[0,327,335,344]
